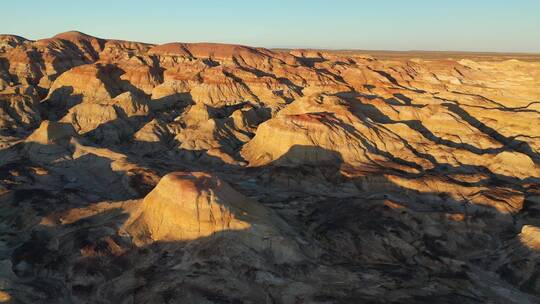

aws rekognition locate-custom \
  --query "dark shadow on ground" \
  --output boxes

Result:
[2,144,540,303]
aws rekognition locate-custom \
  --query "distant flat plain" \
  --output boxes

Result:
[276,49,540,61]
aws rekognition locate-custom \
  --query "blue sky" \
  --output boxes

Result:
[2,0,539,52]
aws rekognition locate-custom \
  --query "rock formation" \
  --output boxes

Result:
[126,172,302,263]
[0,31,539,303]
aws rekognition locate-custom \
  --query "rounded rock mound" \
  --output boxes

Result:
[125,171,304,262]
[52,30,98,41]
[128,172,265,242]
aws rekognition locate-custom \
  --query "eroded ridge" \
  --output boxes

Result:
[0,31,539,303]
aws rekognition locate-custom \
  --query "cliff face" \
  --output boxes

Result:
[1,31,540,303]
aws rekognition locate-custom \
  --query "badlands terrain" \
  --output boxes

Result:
[0,31,539,303]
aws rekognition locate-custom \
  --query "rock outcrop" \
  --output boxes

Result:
[0,31,539,303]
[126,172,302,263]
[128,172,257,241]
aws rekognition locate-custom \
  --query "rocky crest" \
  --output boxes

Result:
[0,31,539,303]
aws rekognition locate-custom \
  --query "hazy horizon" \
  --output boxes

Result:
[2,0,540,53]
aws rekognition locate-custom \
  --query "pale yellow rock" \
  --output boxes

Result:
[61,103,119,134]
[0,290,11,303]
[519,225,540,250]
[127,172,256,242]
[104,91,149,117]
[133,119,170,143]
[25,120,75,145]
[126,171,303,263]
[493,151,537,179]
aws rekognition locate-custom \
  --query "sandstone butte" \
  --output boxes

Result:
[0,31,539,303]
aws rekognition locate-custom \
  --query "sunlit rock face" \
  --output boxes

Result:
[125,171,304,266]
[127,171,254,242]
[0,31,540,303]
[520,225,540,250]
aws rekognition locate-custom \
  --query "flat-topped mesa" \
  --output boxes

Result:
[149,42,298,66]
[148,42,192,57]
[149,42,265,60]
